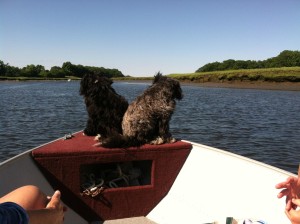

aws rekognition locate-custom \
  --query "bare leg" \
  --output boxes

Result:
[0,185,48,210]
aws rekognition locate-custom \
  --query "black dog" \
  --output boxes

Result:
[102,72,183,147]
[80,73,128,137]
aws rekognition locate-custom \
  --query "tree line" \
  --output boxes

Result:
[0,61,125,78]
[196,50,300,72]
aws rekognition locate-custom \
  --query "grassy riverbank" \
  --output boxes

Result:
[114,67,300,91]
[168,67,300,83]
[2,67,300,90]
[2,67,300,82]
[113,67,300,83]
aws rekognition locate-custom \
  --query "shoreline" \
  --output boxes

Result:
[115,80,300,91]
[180,80,300,91]
[1,78,300,91]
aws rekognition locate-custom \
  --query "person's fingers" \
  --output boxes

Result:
[277,188,289,198]
[286,199,299,211]
[276,181,289,189]
[286,208,300,224]
[51,191,67,213]
[292,198,300,206]
[47,190,62,209]
[286,199,293,211]
[276,176,296,188]
[285,209,292,220]
[52,190,61,200]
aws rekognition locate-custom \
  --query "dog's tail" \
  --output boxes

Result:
[101,134,142,148]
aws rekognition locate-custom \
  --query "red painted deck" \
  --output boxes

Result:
[31,132,192,222]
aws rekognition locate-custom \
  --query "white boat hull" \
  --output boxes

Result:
[0,138,295,224]
[149,141,294,223]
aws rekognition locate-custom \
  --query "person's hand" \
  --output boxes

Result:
[27,190,67,224]
[285,198,300,224]
[45,190,66,224]
[276,176,300,210]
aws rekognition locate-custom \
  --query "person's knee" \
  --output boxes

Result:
[18,185,40,193]
[20,185,48,209]
[0,185,48,210]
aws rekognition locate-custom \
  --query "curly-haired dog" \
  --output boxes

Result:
[80,73,128,138]
[102,72,183,147]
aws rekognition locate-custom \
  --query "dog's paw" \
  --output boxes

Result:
[150,136,177,145]
[168,137,176,143]
[150,137,164,145]
[94,134,102,142]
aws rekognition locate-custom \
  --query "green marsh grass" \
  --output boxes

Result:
[168,67,300,83]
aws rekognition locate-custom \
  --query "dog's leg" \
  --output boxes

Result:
[157,116,176,144]
[84,118,97,136]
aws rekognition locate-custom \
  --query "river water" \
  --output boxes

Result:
[0,81,299,173]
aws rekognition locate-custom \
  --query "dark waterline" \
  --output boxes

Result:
[0,81,299,174]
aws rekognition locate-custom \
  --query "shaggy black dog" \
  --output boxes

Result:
[80,73,128,137]
[102,72,183,147]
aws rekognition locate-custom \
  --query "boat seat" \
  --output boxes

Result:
[31,131,192,222]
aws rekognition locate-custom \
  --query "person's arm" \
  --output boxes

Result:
[27,191,66,224]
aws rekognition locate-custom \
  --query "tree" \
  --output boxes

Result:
[0,59,126,78]
[220,59,236,70]
[21,64,45,77]
[109,68,124,77]
[6,65,21,77]
[48,66,66,78]
[275,50,300,67]
[0,60,6,75]
[62,62,89,77]
[196,62,222,72]
[76,65,90,78]
[39,70,49,78]
[62,61,77,76]
[196,50,300,72]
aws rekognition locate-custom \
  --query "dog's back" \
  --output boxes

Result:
[80,74,128,137]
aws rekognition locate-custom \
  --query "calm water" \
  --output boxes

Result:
[0,81,299,173]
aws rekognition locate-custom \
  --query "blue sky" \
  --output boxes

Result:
[1,0,300,77]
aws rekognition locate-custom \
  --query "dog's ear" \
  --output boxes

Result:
[79,73,92,95]
[173,82,183,100]
[169,79,183,100]
[101,76,113,86]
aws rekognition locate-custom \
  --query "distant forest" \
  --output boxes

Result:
[196,50,300,72]
[1,50,300,78]
[0,61,124,78]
